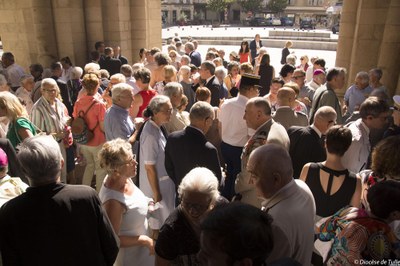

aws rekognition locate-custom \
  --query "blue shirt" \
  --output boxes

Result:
[104,104,134,141]
[344,85,373,114]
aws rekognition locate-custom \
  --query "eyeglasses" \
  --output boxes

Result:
[181,200,210,214]
[292,76,304,80]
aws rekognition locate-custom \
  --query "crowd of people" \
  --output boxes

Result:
[0,34,399,266]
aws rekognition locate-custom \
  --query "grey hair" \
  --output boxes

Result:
[356,71,369,84]
[40,78,59,93]
[111,83,133,102]
[132,63,144,72]
[181,55,191,64]
[110,73,126,83]
[286,54,297,66]
[143,95,171,117]
[19,74,34,84]
[178,167,220,203]
[163,82,183,99]
[189,101,215,122]
[247,97,272,116]
[120,64,133,77]
[84,62,100,74]
[259,47,268,55]
[185,42,195,51]
[17,135,62,184]
[214,66,227,79]
[70,66,83,79]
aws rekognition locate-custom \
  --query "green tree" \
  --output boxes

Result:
[206,0,234,22]
[266,0,288,13]
[239,0,263,14]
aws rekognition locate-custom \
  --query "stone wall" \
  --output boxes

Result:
[0,0,162,69]
[336,0,400,96]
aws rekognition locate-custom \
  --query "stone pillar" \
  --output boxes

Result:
[130,0,162,63]
[84,0,104,54]
[52,0,87,67]
[377,0,400,97]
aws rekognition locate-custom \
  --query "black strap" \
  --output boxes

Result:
[317,163,349,195]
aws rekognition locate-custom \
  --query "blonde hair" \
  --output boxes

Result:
[99,138,133,174]
[0,91,28,121]
[164,65,177,82]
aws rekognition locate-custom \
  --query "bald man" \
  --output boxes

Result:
[235,97,289,207]
[248,144,315,265]
[272,87,308,130]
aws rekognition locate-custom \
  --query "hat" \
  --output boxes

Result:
[313,69,325,76]
[0,148,8,167]
[240,74,261,89]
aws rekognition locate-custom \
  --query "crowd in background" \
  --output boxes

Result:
[0,33,399,265]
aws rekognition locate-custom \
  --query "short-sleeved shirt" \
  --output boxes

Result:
[104,104,134,141]
[7,117,36,149]
[155,207,200,264]
[73,95,106,146]
[344,85,373,114]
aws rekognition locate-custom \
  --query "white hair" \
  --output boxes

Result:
[163,82,183,99]
[70,66,83,79]
[189,101,214,122]
[111,83,133,101]
[215,66,227,79]
[132,63,144,72]
[17,135,62,184]
[178,167,220,203]
[286,54,297,66]
[40,78,59,93]
[84,62,100,74]
[110,73,126,83]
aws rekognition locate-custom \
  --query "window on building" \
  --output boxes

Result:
[173,10,177,22]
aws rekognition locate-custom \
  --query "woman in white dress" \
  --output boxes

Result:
[99,138,155,266]
[139,95,176,233]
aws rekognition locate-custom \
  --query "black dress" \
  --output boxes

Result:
[305,163,357,217]
[259,64,274,97]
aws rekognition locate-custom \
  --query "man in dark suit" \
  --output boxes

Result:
[197,61,222,107]
[249,34,262,65]
[100,47,122,76]
[0,135,119,266]
[184,41,201,67]
[288,106,337,178]
[165,101,222,192]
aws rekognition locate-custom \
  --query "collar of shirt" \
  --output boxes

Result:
[360,119,370,135]
[111,103,129,114]
[0,175,11,186]
[189,125,204,135]
[261,179,295,212]
[206,75,214,84]
[311,124,322,137]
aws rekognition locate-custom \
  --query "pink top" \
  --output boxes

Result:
[72,95,106,146]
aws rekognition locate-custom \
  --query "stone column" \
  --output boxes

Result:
[84,0,104,54]
[377,0,400,97]
[130,0,162,63]
[102,0,132,64]
[51,0,87,67]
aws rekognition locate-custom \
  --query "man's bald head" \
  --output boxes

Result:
[248,144,293,199]
[277,87,295,107]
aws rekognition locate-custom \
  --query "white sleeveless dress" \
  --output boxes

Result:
[99,178,155,266]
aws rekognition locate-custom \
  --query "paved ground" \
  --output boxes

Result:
[162,26,337,74]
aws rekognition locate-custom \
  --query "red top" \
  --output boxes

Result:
[137,89,158,117]
[239,52,249,63]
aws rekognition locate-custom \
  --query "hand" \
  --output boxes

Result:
[139,235,155,255]
[154,192,162,203]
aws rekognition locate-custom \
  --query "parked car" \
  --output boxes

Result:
[281,17,294,26]
[332,23,340,34]
[300,18,315,29]
[249,17,269,26]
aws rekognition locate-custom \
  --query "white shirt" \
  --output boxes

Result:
[6,63,25,88]
[15,87,34,115]
[219,94,250,147]
[305,66,314,83]
[341,118,371,173]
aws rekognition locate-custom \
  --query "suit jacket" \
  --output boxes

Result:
[165,126,222,188]
[288,126,326,178]
[0,183,119,266]
[235,119,289,208]
[100,57,122,76]
[249,39,263,61]
[309,84,343,125]
[205,76,222,107]
[0,138,28,184]
[272,107,308,130]
[189,51,201,67]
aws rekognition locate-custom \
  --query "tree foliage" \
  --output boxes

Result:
[206,0,234,13]
[239,0,263,13]
[266,0,288,13]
